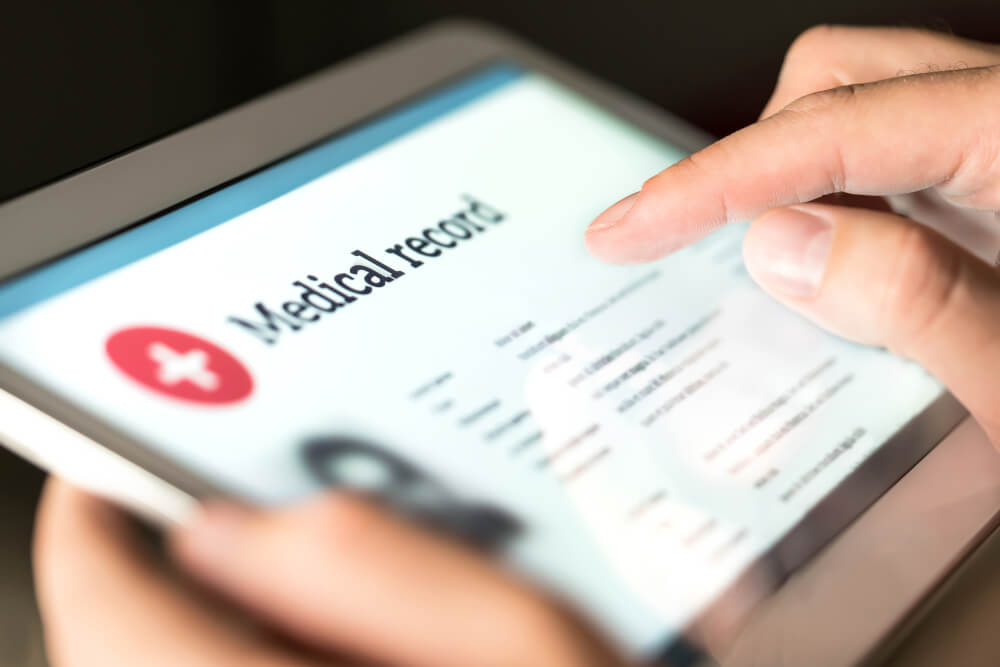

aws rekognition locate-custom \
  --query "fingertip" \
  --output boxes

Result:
[582,228,640,265]
[586,192,638,234]
[585,224,703,265]
[584,204,688,266]
[585,192,664,264]
[584,159,734,264]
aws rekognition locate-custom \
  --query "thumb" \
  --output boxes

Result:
[169,493,623,667]
[743,203,1000,445]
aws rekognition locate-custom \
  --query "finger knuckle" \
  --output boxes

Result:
[877,224,962,356]
[783,82,862,116]
[785,24,844,66]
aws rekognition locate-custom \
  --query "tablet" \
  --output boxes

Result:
[0,20,989,666]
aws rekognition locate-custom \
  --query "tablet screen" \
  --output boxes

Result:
[0,63,947,656]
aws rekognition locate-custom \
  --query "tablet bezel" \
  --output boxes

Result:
[0,19,973,664]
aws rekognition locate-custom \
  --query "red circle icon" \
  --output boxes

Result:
[106,326,253,405]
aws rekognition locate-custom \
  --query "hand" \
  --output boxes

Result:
[34,479,627,667]
[586,26,1000,446]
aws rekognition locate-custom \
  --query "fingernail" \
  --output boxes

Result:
[746,208,833,298]
[588,192,639,232]
[176,501,253,564]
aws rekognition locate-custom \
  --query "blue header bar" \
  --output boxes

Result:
[0,63,523,319]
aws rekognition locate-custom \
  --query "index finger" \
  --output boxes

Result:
[584,65,1000,264]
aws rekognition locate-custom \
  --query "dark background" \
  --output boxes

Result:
[1,2,1000,665]
[4,0,1000,204]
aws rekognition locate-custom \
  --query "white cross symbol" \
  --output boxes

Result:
[147,342,220,392]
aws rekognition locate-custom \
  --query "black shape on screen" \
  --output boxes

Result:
[301,435,521,550]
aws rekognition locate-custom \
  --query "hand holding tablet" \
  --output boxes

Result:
[587,26,1000,449]
[18,22,1000,667]
[36,479,627,667]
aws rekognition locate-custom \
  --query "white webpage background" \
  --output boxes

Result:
[0,74,942,655]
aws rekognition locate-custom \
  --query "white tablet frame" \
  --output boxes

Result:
[0,19,994,666]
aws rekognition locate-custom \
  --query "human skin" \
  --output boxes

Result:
[586,26,1000,449]
[35,26,1000,667]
